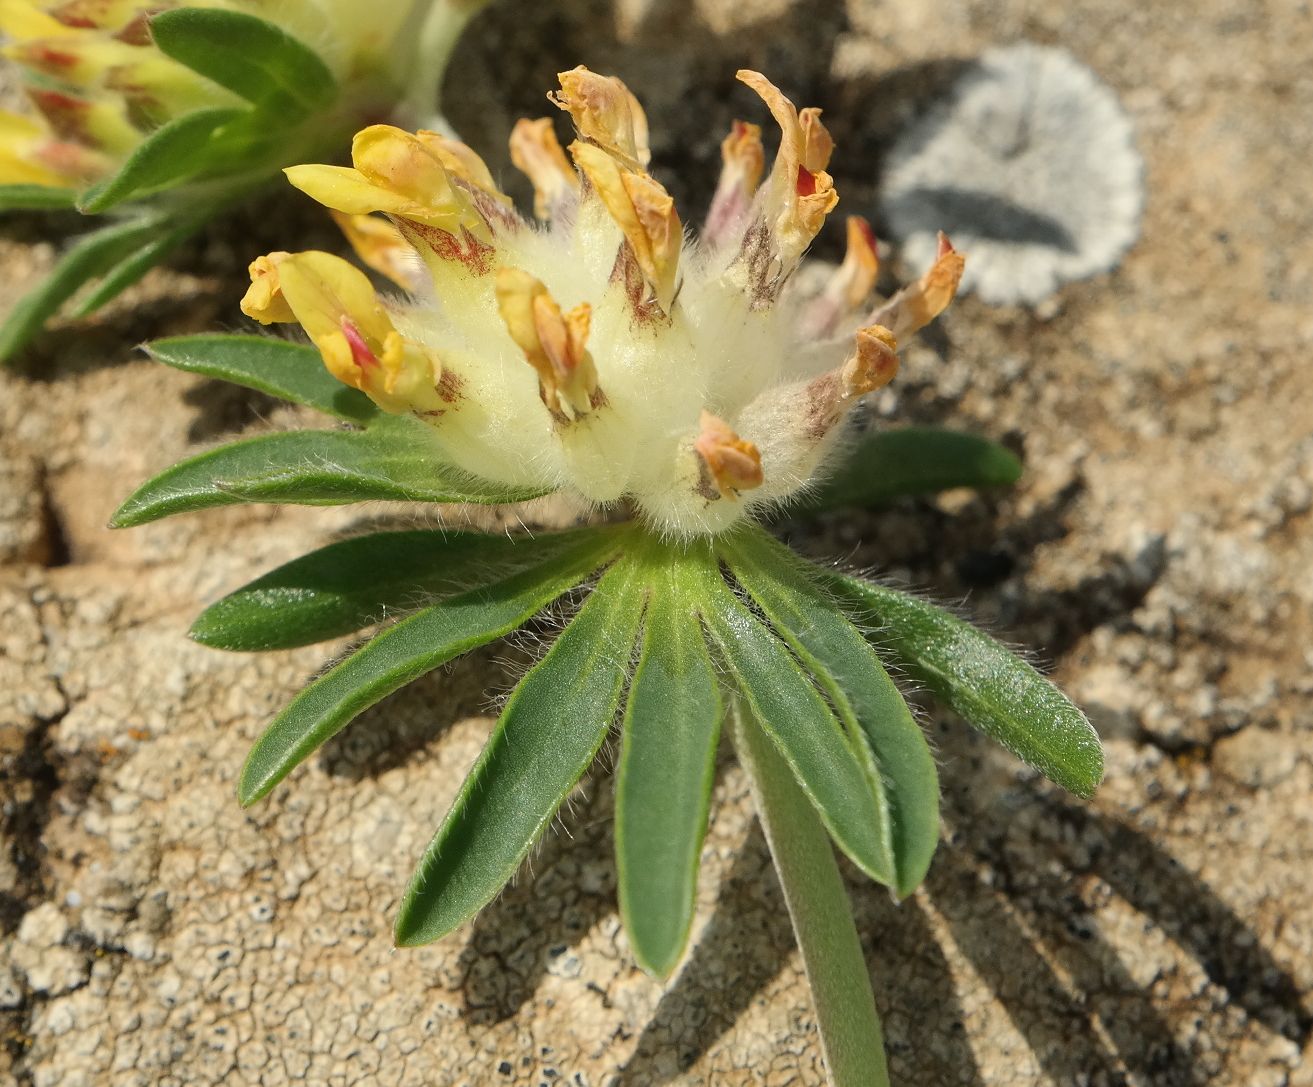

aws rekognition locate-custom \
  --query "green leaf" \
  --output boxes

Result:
[71,215,203,317]
[725,528,939,897]
[78,107,247,213]
[110,421,547,528]
[150,8,338,118]
[615,562,721,978]
[732,703,890,1087]
[0,215,164,362]
[192,527,601,651]
[692,555,895,885]
[0,184,78,211]
[146,334,376,423]
[238,532,622,806]
[394,559,645,946]
[800,426,1022,511]
[826,572,1104,798]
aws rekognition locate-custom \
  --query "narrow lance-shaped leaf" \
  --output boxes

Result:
[799,426,1023,512]
[691,556,896,886]
[0,184,78,211]
[732,703,890,1087]
[72,215,204,317]
[395,559,646,946]
[725,527,939,897]
[110,421,547,528]
[192,527,604,651]
[150,8,338,118]
[79,107,247,214]
[238,531,623,806]
[0,215,165,361]
[825,571,1104,798]
[615,561,721,978]
[146,334,377,423]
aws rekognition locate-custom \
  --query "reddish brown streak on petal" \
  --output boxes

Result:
[405,223,496,276]
[796,165,817,197]
[340,318,379,371]
[29,90,92,142]
[437,370,464,404]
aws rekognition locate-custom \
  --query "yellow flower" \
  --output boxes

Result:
[259,66,965,536]
[241,249,444,416]
[0,1,462,192]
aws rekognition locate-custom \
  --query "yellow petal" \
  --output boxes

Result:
[272,250,443,415]
[352,125,456,208]
[550,65,650,173]
[284,162,478,238]
[415,129,510,205]
[509,117,578,220]
[495,266,599,420]
[30,1,148,34]
[284,126,494,244]
[694,411,763,497]
[330,210,424,293]
[3,37,121,88]
[28,87,139,155]
[571,140,681,312]
[239,251,296,324]
[0,110,70,186]
[0,2,79,40]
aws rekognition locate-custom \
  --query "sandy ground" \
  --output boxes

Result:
[1,0,1311,1084]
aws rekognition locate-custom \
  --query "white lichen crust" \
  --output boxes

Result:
[881,43,1144,306]
[243,67,966,537]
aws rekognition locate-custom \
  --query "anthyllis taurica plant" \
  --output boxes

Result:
[0,0,490,359]
[114,67,1103,1085]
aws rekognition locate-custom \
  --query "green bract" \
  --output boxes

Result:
[117,334,1100,1086]
[0,1,488,361]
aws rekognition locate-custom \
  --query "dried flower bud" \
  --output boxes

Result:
[695,411,764,498]
[735,70,839,281]
[509,117,579,221]
[330,211,426,293]
[571,141,681,313]
[550,65,650,173]
[706,120,764,247]
[495,267,600,421]
[869,231,965,340]
[801,216,880,338]
[841,325,899,399]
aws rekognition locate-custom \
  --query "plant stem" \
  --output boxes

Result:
[732,702,891,1087]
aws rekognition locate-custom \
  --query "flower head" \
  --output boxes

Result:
[0,1,467,193]
[252,66,965,537]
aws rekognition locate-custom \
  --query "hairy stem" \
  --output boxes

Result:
[732,701,891,1087]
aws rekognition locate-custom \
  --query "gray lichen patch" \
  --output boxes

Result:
[881,43,1144,306]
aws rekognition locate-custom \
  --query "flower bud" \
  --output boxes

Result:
[705,120,764,247]
[494,267,600,421]
[869,231,965,340]
[509,117,579,221]
[549,65,650,173]
[694,411,764,498]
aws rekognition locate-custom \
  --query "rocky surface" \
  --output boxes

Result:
[2,0,1311,1084]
